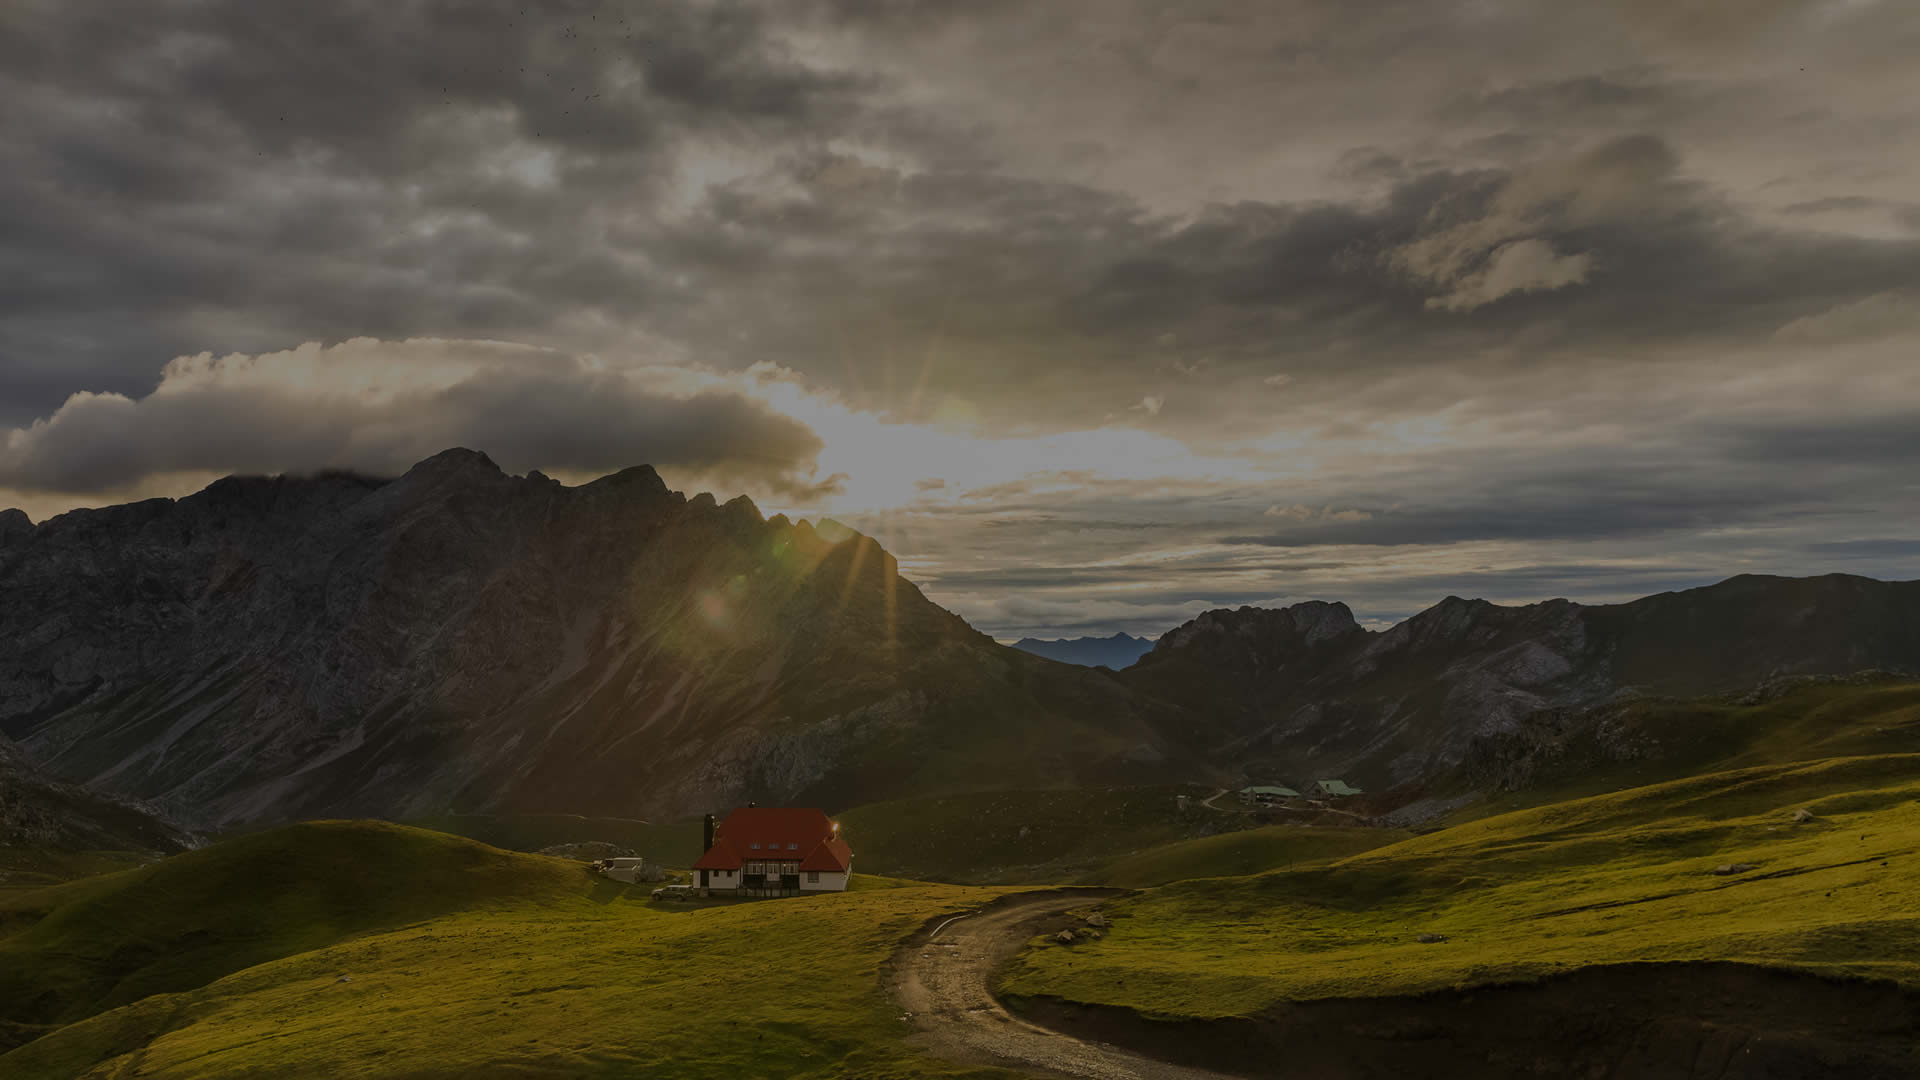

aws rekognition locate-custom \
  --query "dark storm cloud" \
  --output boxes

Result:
[1436,72,1698,127]
[641,133,1920,425]
[1806,540,1920,559]
[0,0,866,417]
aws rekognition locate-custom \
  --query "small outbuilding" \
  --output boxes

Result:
[594,856,667,883]
[1314,779,1363,798]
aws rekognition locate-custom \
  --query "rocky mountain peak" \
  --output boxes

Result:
[581,463,668,496]
[0,508,32,546]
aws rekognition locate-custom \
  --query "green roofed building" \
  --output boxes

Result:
[1240,784,1301,803]
[1314,779,1363,798]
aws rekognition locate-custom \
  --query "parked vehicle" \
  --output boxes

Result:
[651,884,695,901]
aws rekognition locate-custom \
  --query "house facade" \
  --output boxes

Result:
[692,806,853,896]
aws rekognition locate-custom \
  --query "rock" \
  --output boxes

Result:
[1084,912,1110,928]
[1416,933,1448,943]
[1792,809,1814,823]
[337,975,352,983]
[1711,863,1759,876]
[1054,929,1079,944]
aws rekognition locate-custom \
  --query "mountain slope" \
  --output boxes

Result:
[0,450,1183,827]
[1121,575,1920,793]
[1010,633,1156,669]
[0,736,193,855]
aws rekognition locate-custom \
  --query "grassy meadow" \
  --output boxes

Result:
[1001,753,1920,1018]
[0,821,1023,1079]
[4,679,1917,1076]
[836,784,1254,884]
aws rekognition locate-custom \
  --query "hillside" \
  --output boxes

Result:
[0,450,1188,828]
[1121,575,1920,795]
[0,735,193,856]
[836,786,1244,884]
[1010,634,1155,670]
[1001,753,1920,1075]
[0,823,1020,1080]
[0,821,582,1048]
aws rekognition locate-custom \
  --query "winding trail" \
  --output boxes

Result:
[890,890,1239,1080]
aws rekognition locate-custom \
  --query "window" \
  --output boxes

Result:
[787,842,799,850]
[749,842,760,849]
[807,871,820,883]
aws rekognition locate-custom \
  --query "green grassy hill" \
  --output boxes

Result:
[1087,824,1409,889]
[1001,753,1920,1019]
[836,785,1253,884]
[0,821,585,1043]
[0,824,1021,1080]
[1457,674,1920,813]
[400,812,706,867]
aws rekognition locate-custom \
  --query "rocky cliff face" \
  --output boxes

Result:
[0,450,1178,827]
[1124,576,1920,792]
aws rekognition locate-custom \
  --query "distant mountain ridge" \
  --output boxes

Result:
[1119,573,1920,794]
[1011,633,1155,669]
[0,450,1184,828]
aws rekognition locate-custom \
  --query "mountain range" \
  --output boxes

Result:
[1010,633,1155,669]
[3,449,1917,829]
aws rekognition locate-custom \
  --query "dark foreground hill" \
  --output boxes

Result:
[1120,574,1920,795]
[1011,633,1155,669]
[0,450,1181,827]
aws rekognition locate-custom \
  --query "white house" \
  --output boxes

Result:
[692,806,853,896]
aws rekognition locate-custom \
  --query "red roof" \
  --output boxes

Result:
[692,807,853,873]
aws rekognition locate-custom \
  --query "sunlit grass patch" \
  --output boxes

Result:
[1001,754,1920,1019]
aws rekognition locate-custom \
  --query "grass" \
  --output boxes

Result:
[0,822,1025,1079]
[837,785,1254,884]
[399,812,706,867]
[1446,675,1920,821]
[0,850,162,901]
[0,821,586,1033]
[1087,825,1410,889]
[1000,753,1920,1019]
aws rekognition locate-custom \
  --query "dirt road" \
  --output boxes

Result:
[890,890,1241,1080]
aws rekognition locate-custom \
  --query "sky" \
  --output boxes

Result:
[4,0,1919,640]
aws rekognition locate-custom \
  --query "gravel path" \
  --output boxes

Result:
[890,890,1240,1080]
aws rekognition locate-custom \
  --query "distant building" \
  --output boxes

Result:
[594,856,666,883]
[692,807,853,896]
[1314,779,1362,798]
[1240,784,1302,805]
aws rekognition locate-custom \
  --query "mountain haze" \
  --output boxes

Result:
[1011,633,1155,669]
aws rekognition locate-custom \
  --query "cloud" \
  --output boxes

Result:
[1389,134,1678,311]
[1133,395,1164,416]
[1772,292,1920,343]
[1424,238,1593,311]
[0,339,827,495]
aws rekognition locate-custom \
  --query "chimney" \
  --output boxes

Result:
[702,813,715,853]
